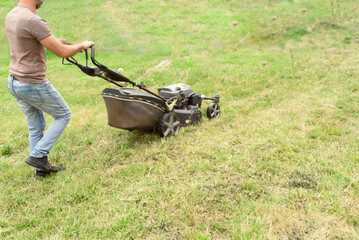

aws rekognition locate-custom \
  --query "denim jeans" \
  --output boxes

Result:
[8,75,71,159]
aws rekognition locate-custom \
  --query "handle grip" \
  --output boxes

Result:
[91,45,95,61]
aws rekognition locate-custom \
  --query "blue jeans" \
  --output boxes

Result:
[8,75,71,159]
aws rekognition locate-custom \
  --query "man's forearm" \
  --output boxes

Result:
[40,35,93,59]
[57,38,68,45]
[62,43,86,58]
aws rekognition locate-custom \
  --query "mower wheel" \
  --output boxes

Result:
[207,103,220,119]
[158,112,181,137]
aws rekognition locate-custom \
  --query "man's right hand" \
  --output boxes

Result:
[82,41,94,50]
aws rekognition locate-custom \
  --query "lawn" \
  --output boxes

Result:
[1,0,359,239]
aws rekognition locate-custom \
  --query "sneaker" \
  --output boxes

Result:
[25,156,66,173]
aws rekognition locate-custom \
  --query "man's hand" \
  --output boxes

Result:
[82,41,94,50]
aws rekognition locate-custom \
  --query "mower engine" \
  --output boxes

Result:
[158,83,204,126]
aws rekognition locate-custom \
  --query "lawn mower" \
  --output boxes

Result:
[63,46,220,137]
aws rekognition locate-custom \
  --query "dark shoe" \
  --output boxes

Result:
[35,169,51,178]
[25,156,66,173]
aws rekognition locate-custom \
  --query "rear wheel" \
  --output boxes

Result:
[207,103,220,119]
[158,112,181,137]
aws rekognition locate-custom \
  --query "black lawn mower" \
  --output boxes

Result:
[63,46,220,137]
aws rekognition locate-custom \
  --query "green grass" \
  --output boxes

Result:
[1,0,359,239]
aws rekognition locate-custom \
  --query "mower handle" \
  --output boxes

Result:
[87,46,166,101]
[88,46,133,83]
[64,45,167,102]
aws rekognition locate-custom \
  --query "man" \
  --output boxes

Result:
[5,0,94,178]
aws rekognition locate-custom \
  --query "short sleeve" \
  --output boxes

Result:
[28,15,52,41]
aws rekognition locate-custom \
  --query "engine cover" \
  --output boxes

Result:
[158,83,194,100]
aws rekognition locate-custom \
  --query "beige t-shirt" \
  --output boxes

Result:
[5,4,52,83]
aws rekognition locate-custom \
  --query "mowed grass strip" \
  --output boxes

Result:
[1,0,359,239]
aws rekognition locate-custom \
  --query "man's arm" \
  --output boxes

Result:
[40,35,94,59]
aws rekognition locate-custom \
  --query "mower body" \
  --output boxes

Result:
[102,83,204,131]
